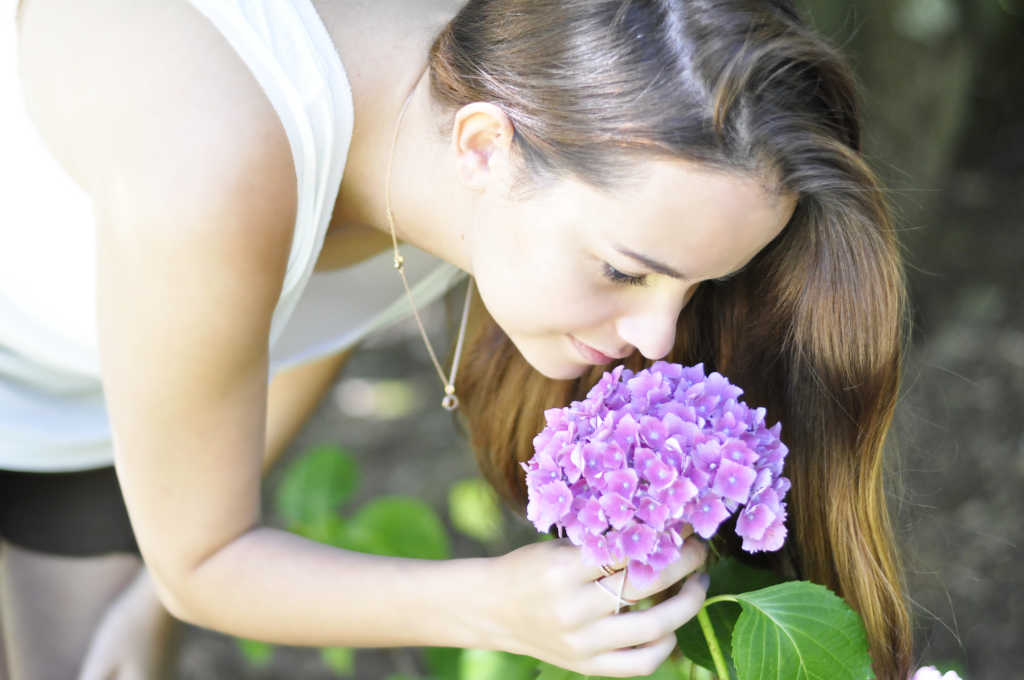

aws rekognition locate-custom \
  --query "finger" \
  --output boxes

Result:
[577,552,629,585]
[585,572,710,653]
[620,534,707,602]
[576,534,708,621]
[578,632,678,678]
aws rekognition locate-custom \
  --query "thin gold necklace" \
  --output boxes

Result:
[385,88,474,412]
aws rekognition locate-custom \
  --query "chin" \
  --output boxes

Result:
[513,339,592,381]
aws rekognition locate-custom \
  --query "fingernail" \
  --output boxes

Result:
[697,572,711,591]
[695,536,710,552]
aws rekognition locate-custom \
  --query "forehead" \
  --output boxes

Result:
[567,160,794,279]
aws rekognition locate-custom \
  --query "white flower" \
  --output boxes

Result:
[910,666,964,680]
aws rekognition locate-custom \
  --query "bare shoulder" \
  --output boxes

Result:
[18,0,296,255]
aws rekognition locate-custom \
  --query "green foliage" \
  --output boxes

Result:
[260,443,450,666]
[934,660,968,678]
[426,647,464,680]
[459,649,538,680]
[536,657,685,680]
[235,637,274,667]
[448,478,505,543]
[676,559,785,677]
[320,646,355,676]
[345,496,450,560]
[729,582,874,680]
[535,662,574,680]
[277,444,359,530]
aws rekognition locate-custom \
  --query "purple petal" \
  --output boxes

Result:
[530,481,573,532]
[736,503,776,541]
[693,440,723,474]
[651,361,684,381]
[644,456,679,491]
[525,452,562,489]
[579,497,609,535]
[626,560,659,589]
[655,477,700,514]
[581,442,609,485]
[604,530,624,562]
[635,497,671,531]
[722,439,758,467]
[619,523,658,561]
[612,414,640,454]
[647,533,682,571]
[684,464,712,491]
[599,492,637,530]
[711,458,757,503]
[773,476,792,500]
[633,448,658,479]
[601,442,627,471]
[604,468,639,499]
[639,416,670,449]
[581,532,611,565]
[686,492,731,539]
[741,513,787,552]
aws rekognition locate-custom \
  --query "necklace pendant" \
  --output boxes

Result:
[441,394,459,411]
[393,253,405,270]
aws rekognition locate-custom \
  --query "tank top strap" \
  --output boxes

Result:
[185,0,355,347]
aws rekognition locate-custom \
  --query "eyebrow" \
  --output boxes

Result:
[615,246,691,281]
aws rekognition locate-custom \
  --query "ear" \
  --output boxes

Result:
[451,102,515,191]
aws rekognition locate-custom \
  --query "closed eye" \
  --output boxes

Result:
[602,262,649,288]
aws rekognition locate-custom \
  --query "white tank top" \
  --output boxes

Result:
[0,0,462,471]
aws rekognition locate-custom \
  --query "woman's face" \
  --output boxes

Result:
[464,161,796,380]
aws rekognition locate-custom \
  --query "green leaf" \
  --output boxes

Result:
[293,514,349,548]
[730,581,874,680]
[448,478,505,543]
[536,662,577,680]
[934,660,968,678]
[277,444,359,529]
[344,496,450,560]
[320,646,355,676]
[459,649,538,680]
[425,647,463,680]
[676,559,785,677]
[235,637,274,667]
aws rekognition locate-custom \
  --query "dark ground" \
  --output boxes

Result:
[177,12,1024,680]
[896,18,1024,680]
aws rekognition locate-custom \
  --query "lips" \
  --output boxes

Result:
[568,334,618,365]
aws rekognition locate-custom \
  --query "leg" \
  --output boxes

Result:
[0,542,139,680]
[0,544,7,680]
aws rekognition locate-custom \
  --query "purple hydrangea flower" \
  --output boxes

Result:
[524,362,790,588]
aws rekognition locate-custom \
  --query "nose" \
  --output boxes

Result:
[614,301,681,361]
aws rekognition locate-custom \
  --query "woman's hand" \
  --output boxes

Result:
[473,534,708,678]
[77,568,179,680]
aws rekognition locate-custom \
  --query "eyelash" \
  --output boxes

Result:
[602,263,649,288]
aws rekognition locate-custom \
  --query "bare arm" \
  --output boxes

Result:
[264,351,352,472]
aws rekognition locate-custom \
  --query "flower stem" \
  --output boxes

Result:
[696,605,731,680]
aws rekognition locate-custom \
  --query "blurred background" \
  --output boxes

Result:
[176,0,1024,677]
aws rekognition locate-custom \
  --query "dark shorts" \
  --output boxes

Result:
[0,466,140,557]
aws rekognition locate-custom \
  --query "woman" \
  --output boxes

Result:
[0,0,910,678]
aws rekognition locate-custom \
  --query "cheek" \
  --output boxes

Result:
[469,227,608,337]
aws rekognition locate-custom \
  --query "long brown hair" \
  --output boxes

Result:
[429,1,911,677]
